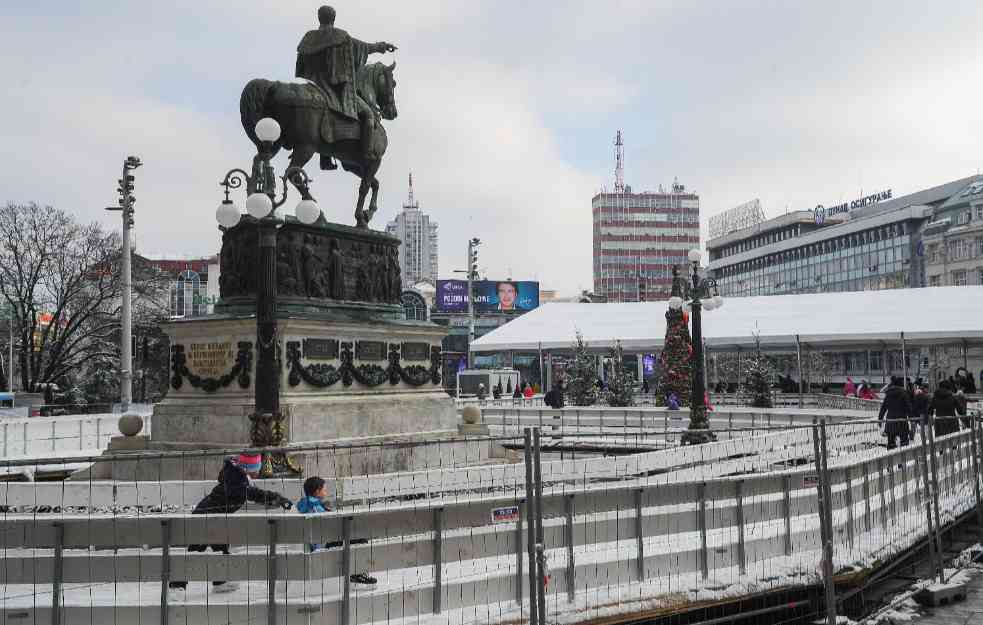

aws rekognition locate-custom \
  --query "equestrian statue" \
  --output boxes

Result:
[239,5,397,228]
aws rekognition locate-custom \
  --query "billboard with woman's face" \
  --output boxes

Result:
[436,280,540,313]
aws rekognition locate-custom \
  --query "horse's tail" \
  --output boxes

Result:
[240,79,276,149]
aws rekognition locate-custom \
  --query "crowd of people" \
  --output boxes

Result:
[877,376,971,449]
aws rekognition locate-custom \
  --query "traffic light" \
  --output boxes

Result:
[468,238,481,281]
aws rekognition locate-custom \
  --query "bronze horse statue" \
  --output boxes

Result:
[239,62,397,228]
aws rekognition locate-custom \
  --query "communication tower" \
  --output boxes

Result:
[614,130,625,193]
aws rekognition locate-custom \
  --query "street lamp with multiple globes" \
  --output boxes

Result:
[668,248,724,445]
[216,117,321,475]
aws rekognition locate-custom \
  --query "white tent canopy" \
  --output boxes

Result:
[470,286,983,353]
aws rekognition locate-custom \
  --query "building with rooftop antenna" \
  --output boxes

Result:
[592,131,701,302]
[386,172,439,287]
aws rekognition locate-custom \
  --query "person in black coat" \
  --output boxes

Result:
[912,385,930,427]
[878,376,914,449]
[169,452,292,593]
[929,380,965,437]
[544,382,565,409]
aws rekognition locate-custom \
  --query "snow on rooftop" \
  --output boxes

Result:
[470,286,983,352]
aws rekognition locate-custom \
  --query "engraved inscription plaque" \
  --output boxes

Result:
[401,342,430,361]
[303,338,339,360]
[188,342,234,378]
[356,341,386,361]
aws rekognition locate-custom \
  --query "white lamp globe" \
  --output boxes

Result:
[688,248,702,264]
[703,298,716,311]
[295,199,320,225]
[668,296,683,310]
[246,192,273,219]
[712,295,724,309]
[215,199,241,228]
[255,118,281,143]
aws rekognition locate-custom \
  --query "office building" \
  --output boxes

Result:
[708,175,983,297]
[386,173,439,288]
[921,179,983,287]
[592,131,700,302]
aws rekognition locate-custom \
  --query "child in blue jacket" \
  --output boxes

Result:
[297,476,376,586]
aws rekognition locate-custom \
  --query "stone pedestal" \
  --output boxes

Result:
[153,313,455,449]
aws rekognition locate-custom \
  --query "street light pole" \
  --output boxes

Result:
[669,249,724,446]
[107,156,141,411]
[466,238,480,368]
[215,117,320,475]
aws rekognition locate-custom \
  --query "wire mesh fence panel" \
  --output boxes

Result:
[1,411,981,625]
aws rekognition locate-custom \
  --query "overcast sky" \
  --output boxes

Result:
[2,1,981,295]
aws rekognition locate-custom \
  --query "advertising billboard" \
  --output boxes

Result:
[436,280,540,313]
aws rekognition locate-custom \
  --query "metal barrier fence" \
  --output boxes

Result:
[459,392,882,412]
[0,412,153,466]
[1,414,981,625]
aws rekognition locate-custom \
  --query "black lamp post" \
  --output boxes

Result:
[669,248,724,446]
[216,117,321,475]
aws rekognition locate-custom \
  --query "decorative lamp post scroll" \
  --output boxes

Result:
[668,248,724,446]
[215,117,321,476]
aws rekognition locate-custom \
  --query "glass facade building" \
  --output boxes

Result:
[708,176,983,298]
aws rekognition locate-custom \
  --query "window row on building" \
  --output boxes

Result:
[714,223,912,297]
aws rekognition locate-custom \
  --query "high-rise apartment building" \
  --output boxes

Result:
[592,132,701,302]
[386,173,439,288]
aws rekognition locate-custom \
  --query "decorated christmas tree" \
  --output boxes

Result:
[564,331,599,406]
[657,267,693,405]
[744,334,774,408]
[603,341,635,407]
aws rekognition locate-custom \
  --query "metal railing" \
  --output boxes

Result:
[1,417,980,625]
[0,412,152,462]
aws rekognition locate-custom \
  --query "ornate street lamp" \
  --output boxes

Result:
[216,117,320,475]
[668,248,724,445]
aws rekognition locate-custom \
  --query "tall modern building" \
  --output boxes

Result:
[386,172,439,288]
[592,131,701,302]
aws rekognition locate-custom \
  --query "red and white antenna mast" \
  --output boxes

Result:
[404,171,418,209]
[614,130,625,193]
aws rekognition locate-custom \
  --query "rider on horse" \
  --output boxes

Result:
[295,6,396,170]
